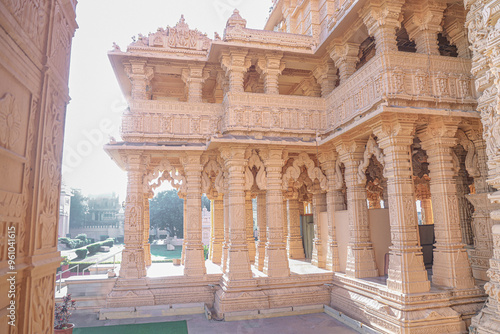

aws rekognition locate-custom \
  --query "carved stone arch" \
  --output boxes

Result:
[144,158,186,195]
[245,149,266,191]
[201,158,224,197]
[282,152,327,191]
[456,129,480,178]
[358,136,385,185]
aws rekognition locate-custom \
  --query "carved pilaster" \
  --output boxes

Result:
[121,154,147,279]
[143,193,152,267]
[470,224,500,333]
[360,0,404,53]
[255,192,267,271]
[220,146,253,281]
[311,191,327,268]
[404,0,446,55]
[373,117,430,293]
[209,194,224,264]
[443,4,471,58]
[124,59,154,100]
[337,140,378,278]
[329,42,359,83]
[320,152,341,272]
[246,192,256,263]
[262,148,290,277]
[287,197,305,259]
[256,52,285,94]
[182,153,206,276]
[419,118,475,289]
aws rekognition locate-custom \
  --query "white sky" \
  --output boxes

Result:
[62,0,273,200]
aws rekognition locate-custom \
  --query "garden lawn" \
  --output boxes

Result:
[73,320,188,334]
[151,245,182,262]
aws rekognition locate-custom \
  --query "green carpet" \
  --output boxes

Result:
[73,320,188,334]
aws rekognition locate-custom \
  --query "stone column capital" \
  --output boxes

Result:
[124,59,154,100]
[417,117,460,147]
[313,60,338,96]
[360,0,404,34]
[220,49,251,74]
[328,42,359,68]
[371,116,417,149]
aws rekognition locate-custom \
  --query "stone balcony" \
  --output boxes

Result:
[121,52,476,144]
[121,92,326,143]
[325,52,477,133]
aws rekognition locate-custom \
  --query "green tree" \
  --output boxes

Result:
[149,190,184,238]
[69,189,88,228]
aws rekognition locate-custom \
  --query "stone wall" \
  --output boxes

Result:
[0,0,78,332]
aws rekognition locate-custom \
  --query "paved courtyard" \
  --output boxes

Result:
[71,311,359,334]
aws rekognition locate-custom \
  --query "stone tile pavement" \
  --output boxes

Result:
[72,311,359,334]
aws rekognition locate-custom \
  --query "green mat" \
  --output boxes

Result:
[73,320,188,334]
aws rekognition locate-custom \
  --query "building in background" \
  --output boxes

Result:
[58,184,73,238]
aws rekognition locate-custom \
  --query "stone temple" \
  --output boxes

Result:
[4,0,500,333]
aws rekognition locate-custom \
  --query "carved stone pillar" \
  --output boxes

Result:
[337,141,378,278]
[180,194,187,266]
[246,192,256,263]
[320,153,341,272]
[311,192,327,268]
[256,52,285,94]
[209,194,224,264]
[255,192,267,271]
[443,4,471,58]
[263,148,290,277]
[220,50,250,93]
[220,146,253,281]
[124,60,154,100]
[361,0,404,54]
[221,187,230,273]
[329,43,359,83]
[121,154,147,279]
[143,193,152,267]
[404,0,446,55]
[181,65,209,102]
[287,197,305,259]
[313,61,338,97]
[182,154,206,276]
[419,121,475,289]
[374,118,430,293]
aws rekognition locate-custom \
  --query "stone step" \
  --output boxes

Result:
[224,304,324,321]
[98,303,206,320]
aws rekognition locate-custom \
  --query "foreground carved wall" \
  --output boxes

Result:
[0,0,77,332]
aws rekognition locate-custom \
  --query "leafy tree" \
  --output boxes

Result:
[69,189,88,228]
[149,190,184,238]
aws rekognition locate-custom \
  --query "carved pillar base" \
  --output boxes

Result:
[467,193,500,280]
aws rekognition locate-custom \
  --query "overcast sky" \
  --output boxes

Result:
[62,0,272,200]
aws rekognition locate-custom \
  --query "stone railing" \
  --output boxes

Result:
[326,52,477,131]
[222,92,326,136]
[224,26,316,52]
[121,100,222,142]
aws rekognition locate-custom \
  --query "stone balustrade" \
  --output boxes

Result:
[121,100,222,142]
[222,92,326,136]
[326,52,476,131]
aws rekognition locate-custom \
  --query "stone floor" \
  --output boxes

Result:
[72,311,359,334]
